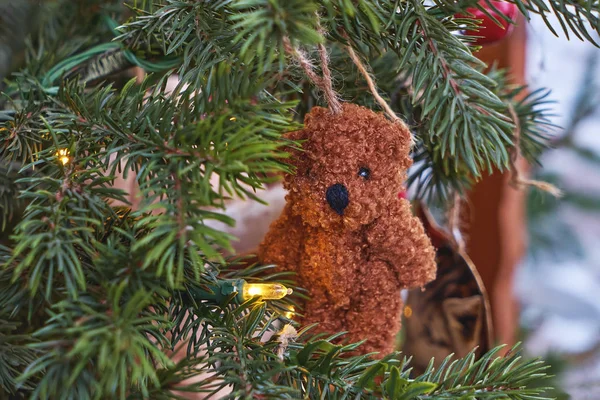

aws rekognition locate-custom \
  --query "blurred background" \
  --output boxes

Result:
[1,2,598,398]
[518,13,600,399]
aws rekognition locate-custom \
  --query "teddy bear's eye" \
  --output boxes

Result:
[358,167,371,180]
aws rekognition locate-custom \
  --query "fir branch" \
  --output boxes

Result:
[400,2,513,177]
[0,1,577,397]
[20,289,173,400]
[503,0,600,43]
[413,345,550,398]
[56,78,295,286]
[111,0,559,201]
[117,1,237,74]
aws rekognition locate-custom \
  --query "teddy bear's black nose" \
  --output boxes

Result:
[326,183,349,215]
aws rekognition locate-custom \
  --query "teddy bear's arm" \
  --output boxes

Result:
[365,200,437,288]
[257,204,304,273]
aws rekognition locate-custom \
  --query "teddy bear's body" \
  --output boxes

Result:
[259,104,436,355]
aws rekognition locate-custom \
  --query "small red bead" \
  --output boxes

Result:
[457,1,518,45]
[398,191,407,200]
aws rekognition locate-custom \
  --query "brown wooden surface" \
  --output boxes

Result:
[465,17,528,347]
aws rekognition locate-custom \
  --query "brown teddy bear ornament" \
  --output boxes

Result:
[258,103,437,355]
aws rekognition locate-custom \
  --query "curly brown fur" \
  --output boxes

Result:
[259,104,437,355]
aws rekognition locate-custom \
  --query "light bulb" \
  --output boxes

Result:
[242,282,293,300]
[283,305,295,319]
[56,148,70,165]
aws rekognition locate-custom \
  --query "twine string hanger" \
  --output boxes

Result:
[344,46,400,124]
[282,38,342,114]
[315,18,341,114]
[282,15,342,114]
[344,43,416,146]
[282,13,411,132]
[287,31,557,245]
[507,104,562,197]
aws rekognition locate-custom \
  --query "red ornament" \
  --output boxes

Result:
[398,190,407,200]
[457,1,518,45]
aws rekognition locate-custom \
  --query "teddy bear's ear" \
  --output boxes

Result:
[284,106,329,141]
[393,122,413,156]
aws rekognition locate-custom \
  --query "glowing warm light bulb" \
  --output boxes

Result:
[403,305,413,318]
[229,116,237,121]
[56,148,70,165]
[284,305,295,319]
[242,282,293,300]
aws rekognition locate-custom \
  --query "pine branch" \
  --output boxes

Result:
[503,0,600,43]
[404,68,556,202]
[20,289,173,400]
[165,290,553,400]
[425,0,600,44]
[388,3,513,179]
[108,0,561,202]
[413,345,550,399]
[116,1,238,74]
[0,1,577,397]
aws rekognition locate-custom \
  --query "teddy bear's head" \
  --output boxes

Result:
[284,104,412,230]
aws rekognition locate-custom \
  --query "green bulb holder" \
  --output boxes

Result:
[189,279,246,304]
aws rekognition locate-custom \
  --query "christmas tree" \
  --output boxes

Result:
[0,0,593,398]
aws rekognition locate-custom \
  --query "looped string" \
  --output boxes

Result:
[315,18,342,114]
[507,104,562,197]
[282,16,342,114]
[344,44,415,146]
